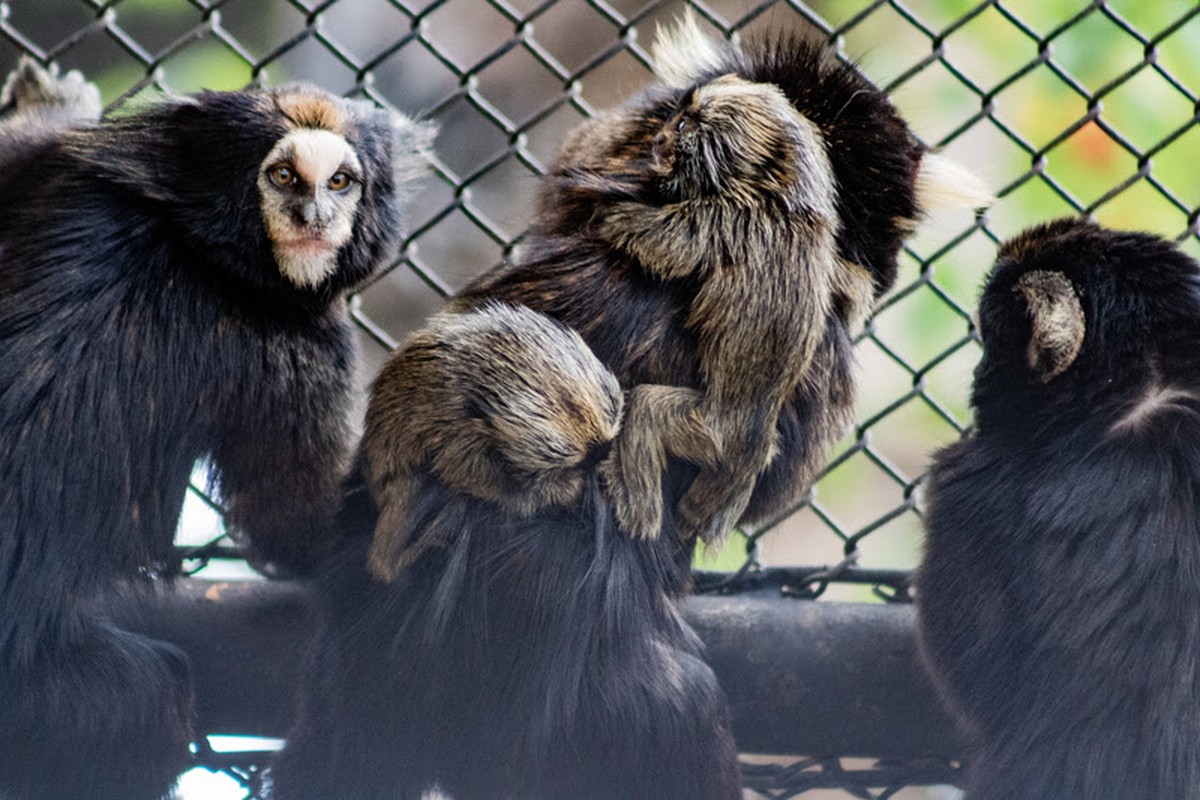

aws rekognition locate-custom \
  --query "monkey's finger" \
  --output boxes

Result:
[678,477,755,544]
[599,449,663,540]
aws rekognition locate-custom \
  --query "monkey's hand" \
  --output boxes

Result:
[214,434,351,578]
[600,384,719,540]
[676,423,780,543]
[677,474,756,544]
[366,475,434,583]
[2,57,102,121]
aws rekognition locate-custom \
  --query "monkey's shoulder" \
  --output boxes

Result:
[455,237,702,387]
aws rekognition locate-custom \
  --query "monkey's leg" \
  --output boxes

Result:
[269,567,430,800]
[0,610,194,800]
[365,474,458,583]
[599,384,720,540]
[366,477,422,582]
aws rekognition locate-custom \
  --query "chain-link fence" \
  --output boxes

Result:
[5,0,1200,796]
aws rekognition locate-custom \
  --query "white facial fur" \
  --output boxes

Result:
[257,128,363,289]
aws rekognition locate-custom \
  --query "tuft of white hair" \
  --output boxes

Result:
[652,10,727,89]
[915,152,994,212]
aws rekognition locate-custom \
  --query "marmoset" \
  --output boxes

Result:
[917,217,1200,799]
[0,59,433,800]
[452,13,989,548]
[269,303,742,799]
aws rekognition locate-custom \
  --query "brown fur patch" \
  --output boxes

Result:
[1015,270,1085,382]
[364,305,625,578]
[275,88,346,133]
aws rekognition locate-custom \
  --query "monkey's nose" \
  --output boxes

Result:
[294,202,332,231]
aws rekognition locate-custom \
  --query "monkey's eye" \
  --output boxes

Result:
[268,164,297,189]
[327,172,354,193]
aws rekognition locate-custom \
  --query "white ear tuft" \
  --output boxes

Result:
[390,113,437,187]
[394,112,438,156]
[653,10,726,89]
[916,152,994,213]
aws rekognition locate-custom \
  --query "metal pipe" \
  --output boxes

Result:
[118,579,966,760]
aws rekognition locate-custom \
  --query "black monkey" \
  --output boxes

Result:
[269,303,742,799]
[0,60,433,799]
[453,13,988,548]
[917,217,1200,799]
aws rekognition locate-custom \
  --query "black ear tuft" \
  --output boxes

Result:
[1014,269,1085,382]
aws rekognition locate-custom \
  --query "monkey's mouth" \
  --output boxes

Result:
[278,235,337,255]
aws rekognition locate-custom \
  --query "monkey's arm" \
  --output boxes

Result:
[917,540,1017,737]
[601,202,837,542]
[915,439,1032,737]
[600,384,720,540]
[210,352,355,577]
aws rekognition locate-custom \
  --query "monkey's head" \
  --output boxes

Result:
[252,87,383,290]
[368,304,624,518]
[972,217,1200,435]
[365,304,625,579]
[539,14,988,316]
[74,84,435,302]
[431,304,624,512]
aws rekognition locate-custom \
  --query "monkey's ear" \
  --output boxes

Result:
[388,112,437,188]
[2,56,102,120]
[367,476,421,582]
[915,152,993,213]
[653,10,726,89]
[1014,270,1085,383]
[340,98,436,195]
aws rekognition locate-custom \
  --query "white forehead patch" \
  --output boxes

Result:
[261,128,359,185]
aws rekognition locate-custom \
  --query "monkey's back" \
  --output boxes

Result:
[919,401,1200,800]
[271,481,741,800]
[453,238,703,388]
[454,235,859,535]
